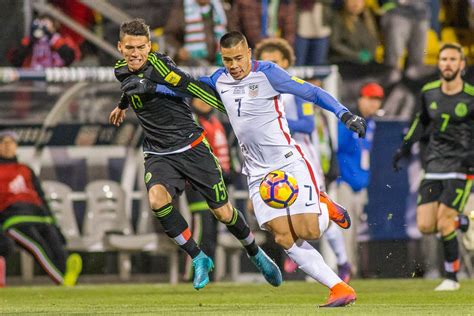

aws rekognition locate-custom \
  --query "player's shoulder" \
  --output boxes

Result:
[421,80,441,93]
[254,60,278,73]
[462,82,474,96]
[114,59,129,81]
[209,67,228,82]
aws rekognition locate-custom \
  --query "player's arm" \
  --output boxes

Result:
[392,96,430,171]
[287,96,315,135]
[122,53,226,113]
[261,63,366,137]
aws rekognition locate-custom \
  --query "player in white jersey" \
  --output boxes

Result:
[254,38,352,283]
[121,32,366,307]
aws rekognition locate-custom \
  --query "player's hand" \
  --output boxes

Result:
[341,112,367,138]
[392,146,410,172]
[109,106,126,126]
[121,76,157,96]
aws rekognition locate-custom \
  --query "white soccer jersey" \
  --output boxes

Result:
[201,61,349,178]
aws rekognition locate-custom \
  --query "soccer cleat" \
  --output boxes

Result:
[434,279,460,291]
[337,262,352,283]
[320,191,351,229]
[192,253,214,290]
[249,247,283,287]
[319,282,357,308]
[63,253,82,287]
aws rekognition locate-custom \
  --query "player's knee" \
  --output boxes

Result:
[211,202,233,223]
[436,218,456,236]
[417,222,435,234]
[148,185,171,210]
[273,232,295,249]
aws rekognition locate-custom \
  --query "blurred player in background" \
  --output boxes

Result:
[110,19,282,290]
[393,43,473,291]
[183,98,232,281]
[0,130,82,286]
[123,31,367,307]
[254,37,352,283]
[336,82,384,277]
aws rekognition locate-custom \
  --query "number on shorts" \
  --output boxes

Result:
[212,180,227,202]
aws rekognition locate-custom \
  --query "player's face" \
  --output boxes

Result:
[0,136,17,159]
[358,97,382,118]
[438,48,465,82]
[259,50,289,70]
[221,41,252,80]
[118,35,151,72]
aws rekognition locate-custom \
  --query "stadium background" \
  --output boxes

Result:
[0,0,473,285]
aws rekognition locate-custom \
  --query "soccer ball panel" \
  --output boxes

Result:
[259,170,299,209]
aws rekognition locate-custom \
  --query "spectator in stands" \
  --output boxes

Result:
[329,0,379,65]
[379,0,430,81]
[230,0,296,48]
[183,97,231,281]
[336,83,384,276]
[0,130,82,286]
[295,0,334,66]
[8,14,81,68]
[165,0,231,66]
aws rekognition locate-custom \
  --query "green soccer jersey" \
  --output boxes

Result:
[403,80,474,173]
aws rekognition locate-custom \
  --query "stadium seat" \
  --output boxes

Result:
[42,180,101,251]
[84,180,179,283]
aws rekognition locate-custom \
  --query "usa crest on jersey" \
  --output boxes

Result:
[248,84,259,97]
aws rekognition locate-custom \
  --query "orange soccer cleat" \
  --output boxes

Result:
[319,282,357,308]
[320,191,351,229]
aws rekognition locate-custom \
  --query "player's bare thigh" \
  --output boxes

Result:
[264,213,320,249]
[417,202,438,233]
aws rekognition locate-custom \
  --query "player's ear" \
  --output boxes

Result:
[117,41,123,54]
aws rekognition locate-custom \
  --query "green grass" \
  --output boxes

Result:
[1,279,474,315]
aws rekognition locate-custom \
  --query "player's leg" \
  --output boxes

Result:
[35,223,82,287]
[183,186,218,282]
[145,155,212,290]
[416,180,442,234]
[5,224,65,285]
[324,223,351,283]
[434,179,472,291]
[183,142,282,286]
[265,214,356,307]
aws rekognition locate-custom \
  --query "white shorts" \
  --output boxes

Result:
[248,157,322,229]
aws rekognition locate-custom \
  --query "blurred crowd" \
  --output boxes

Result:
[3,0,474,73]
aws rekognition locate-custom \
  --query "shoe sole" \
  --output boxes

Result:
[319,295,357,308]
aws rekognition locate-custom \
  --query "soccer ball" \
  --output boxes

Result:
[259,170,299,209]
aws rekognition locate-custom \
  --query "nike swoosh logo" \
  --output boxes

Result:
[140,79,145,84]
[305,202,317,207]
[221,89,231,94]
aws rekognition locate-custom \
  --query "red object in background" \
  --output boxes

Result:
[0,256,5,287]
[51,0,95,45]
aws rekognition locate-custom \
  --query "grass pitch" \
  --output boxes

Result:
[1,279,474,315]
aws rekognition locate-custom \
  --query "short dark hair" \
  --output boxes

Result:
[220,31,248,49]
[439,42,465,61]
[253,38,295,66]
[119,18,150,40]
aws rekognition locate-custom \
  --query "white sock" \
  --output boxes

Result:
[325,223,348,265]
[318,202,329,235]
[285,240,341,288]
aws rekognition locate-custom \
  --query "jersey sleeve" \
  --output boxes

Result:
[287,96,315,134]
[402,93,430,147]
[147,53,226,113]
[260,62,349,119]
